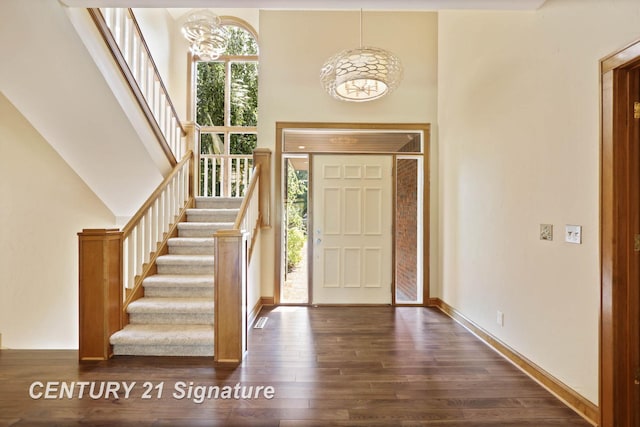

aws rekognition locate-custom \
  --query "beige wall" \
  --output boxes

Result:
[438,0,640,405]
[2,1,166,220]
[0,93,115,349]
[258,10,439,299]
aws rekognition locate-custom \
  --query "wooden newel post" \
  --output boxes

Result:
[214,230,248,364]
[183,121,199,199]
[253,148,271,228]
[78,229,123,361]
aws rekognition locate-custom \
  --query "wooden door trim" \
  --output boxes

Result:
[600,38,640,427]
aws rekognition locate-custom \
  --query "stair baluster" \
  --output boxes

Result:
[78,152,194,361]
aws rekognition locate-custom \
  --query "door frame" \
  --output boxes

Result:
[274,122,430,306]
[601,39,640,427]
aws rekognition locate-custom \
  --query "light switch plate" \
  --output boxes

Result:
[565,225,582,244]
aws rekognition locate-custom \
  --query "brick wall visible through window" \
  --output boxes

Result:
[396,158,419,302]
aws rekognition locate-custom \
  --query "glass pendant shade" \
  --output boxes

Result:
[321,46,403,102]
[181,10,228,61]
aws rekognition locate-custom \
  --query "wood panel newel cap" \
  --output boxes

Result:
[214,229,245,238]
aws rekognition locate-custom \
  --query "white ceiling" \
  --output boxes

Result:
[61,0,547,11]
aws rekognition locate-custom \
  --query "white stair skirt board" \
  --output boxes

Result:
[109,197,242,357]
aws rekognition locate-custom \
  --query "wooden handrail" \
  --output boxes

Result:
[233,164,261,230]
[123,151,192,237]
[120,150,193,294]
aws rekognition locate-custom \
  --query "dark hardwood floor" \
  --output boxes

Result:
[0,306,592,426]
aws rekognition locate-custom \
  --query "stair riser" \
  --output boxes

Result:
[129,313,214,325]
[187,212,238,223]
[178,229,224,238]
[113,345,214,357]
[168,245,215,255]
[195,198,242,210]
[157,264,214,275]
[144,288,214,298]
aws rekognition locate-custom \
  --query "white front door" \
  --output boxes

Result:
[312,155,393,304]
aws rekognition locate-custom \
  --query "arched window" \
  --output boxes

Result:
[192,18,258,197]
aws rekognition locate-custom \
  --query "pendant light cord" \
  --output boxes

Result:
[359,8,363,48]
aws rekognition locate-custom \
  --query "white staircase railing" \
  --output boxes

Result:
[233,164,261,259]
[200,154,253,198]
[121,153,192,294]
[90,8,186,162]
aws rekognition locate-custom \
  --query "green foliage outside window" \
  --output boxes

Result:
[230,62,258,127]
[200,133,257,156]
[230,133,257,155]
[225,26,258,55]
[196,62,225,127]
[200,132,224,155]
[286,166,308,272]
[196,25,258,156]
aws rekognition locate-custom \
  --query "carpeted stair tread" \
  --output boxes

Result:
[127,297,214,314]
[110,324,214,346]
[195,197,243,210]
[142,275,214,298]
[156,255,214,275]
[177,222,233,230]
[187,208,239,223]
[143,275,214,288]
[177,222,234,238]
[156,254,215,265]
[187,208,239,215]
[167,238,215,255]
[168,237,215,247]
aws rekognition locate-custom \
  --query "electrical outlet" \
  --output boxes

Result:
[565,225,582,244]
[540,224,553,241]
[497,310,504,327]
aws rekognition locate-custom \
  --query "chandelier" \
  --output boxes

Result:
[181,10,228,61]
[320,10,403,102]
